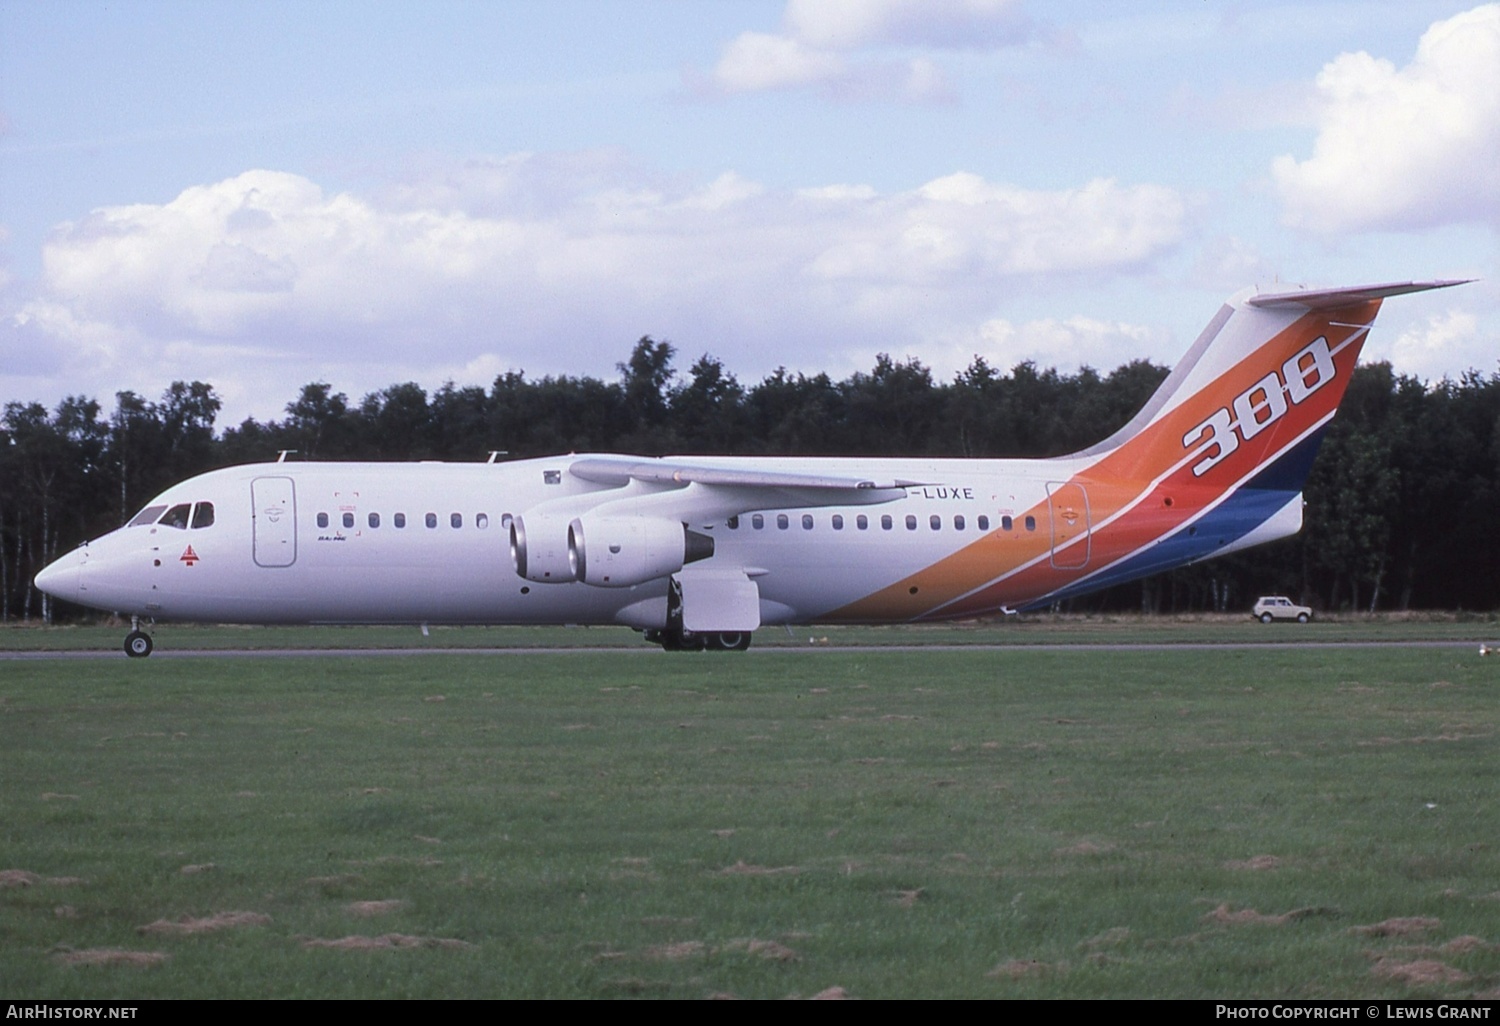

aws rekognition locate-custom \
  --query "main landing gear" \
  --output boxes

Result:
[123,616,154,658]
[644,629,752,652]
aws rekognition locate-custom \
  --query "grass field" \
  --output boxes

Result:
[3,642,1499,998]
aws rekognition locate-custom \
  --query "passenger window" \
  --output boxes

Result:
[426,513,437,529]
[978,515,989,531]
[752,514,764,529]
[856,515,868,530]
[317,512,329,529]
[1002,515,1013,531]
[906,515,917,531]
[368,512,380,529]
[776,514,789,530]
[476,513,489,529]
[929,515,941,531]
[954,515,965,531]
[831,514,844,530]
[394,513,406,529]
[1024,515,1036,532]
[501,513,513,530]
[159,504,191,529]
[191,502,215,529]
[727,515,739,529]
[802,514,814,530]
[451,513,463,529]
[881,515,892,530]
[128,504,168,528]
[342,512,354,529]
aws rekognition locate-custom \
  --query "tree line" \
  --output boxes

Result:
[5,337,1499,622]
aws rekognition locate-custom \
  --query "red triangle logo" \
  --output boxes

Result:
[180,546,200,566]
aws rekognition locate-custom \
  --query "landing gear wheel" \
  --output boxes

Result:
[705,632,752,652]
[124,630,153,658]
[1259,612,1274,624]
[655,628,705,652]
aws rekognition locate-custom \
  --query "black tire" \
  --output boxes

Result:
[1259,612,1274,624]
[706,631,752,652]
[1297,612,1310,624]
[659,629,704,652]
[124,630,153,658]
[721,631,751,651]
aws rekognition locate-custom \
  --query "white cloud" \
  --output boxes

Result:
[1272,4,1500,233]
[1186,236,1278,293]
[809,173,1185,279]
[784,0,1030,51]
[712,32,848,93]
[709,34,953,102]
[7,158,1187,422]
[704,0,1025,101]
[844,312,1165,388]
[976,315,1161,373]
[1371,308,1493,379]
[796,184,879,202]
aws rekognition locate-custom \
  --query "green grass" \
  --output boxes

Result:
[2,647,1498,998]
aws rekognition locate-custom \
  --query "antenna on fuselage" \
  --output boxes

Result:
[487,451,509,464]
[276,450,297,463]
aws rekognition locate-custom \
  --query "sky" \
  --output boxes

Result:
[1,0,1496,428]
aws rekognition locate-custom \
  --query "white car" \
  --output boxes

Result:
[1252,596,1312,623]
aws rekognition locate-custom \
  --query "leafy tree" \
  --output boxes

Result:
[744,368,845,454]
[284,382,353,460]
[843,354,943,455]
[618,336,676,447]
[356,383,431,459]
[670,354,746,453]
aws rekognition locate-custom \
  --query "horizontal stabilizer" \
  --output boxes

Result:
[1245,280,1471,310]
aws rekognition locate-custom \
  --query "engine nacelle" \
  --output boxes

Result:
[510,513,577,583]
[568,515,714,588]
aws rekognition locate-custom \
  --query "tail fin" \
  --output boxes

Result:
[822,276,1464,621]
[1018,279,1471,605]
[1079,281,1468,488]
[829,280,1468,622]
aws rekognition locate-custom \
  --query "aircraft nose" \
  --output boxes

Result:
[34,551,81,604]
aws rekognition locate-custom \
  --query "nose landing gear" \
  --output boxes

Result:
[124,616,154,658]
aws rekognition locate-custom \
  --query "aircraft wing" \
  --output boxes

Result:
[568,456,922,492]
[512,456,919,530]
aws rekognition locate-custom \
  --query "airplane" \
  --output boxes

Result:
[34,280,1466,657]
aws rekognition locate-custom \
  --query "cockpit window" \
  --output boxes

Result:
[128,504,168,528]
[158,503,192,529]
[191,502,215,529]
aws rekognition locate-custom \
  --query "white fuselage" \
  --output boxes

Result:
[40,455,1079,628]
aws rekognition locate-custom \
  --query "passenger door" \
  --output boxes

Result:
[1046,481,1091,570]
[251,477,297,568]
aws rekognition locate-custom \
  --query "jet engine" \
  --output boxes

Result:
[567,515,714,587]
[510,513,577,583]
